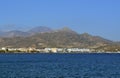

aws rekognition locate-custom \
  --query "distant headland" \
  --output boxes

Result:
[0,26,120,53]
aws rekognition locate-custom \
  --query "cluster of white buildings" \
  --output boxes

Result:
[45,48,91,53]
[0,47,92,53]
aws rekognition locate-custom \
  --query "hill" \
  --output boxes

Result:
[28,26,53,34]
[0,26,53,37]
[0,27,117,51]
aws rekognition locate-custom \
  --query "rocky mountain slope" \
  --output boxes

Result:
[0,26,117,50]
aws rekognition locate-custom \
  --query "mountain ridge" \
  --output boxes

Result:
[0,26,119,51]
[0,26,53,37]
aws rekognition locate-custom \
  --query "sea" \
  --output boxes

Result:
[0,53,120,78]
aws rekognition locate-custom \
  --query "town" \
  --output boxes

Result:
[0,47,120,53]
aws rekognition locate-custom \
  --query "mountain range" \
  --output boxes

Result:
[0,26,119,51]
[0,26,53,37]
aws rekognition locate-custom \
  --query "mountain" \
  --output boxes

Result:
[0,31,30,38]
[0,27,116,50]
[0,31,5,37]
[28,26,53,34]
[57,27,76,33]
[0,26,53,37]
[4,30,30,37]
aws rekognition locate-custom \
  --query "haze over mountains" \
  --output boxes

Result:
[0,26,119,51]
[0,26,53,37]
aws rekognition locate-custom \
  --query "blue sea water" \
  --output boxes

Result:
[0,53,120,78]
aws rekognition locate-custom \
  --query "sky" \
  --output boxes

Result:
[0,0,120,41]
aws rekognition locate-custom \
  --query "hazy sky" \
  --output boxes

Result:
[0,0,120,41]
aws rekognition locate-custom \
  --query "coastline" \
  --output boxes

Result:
[0,51,120,54]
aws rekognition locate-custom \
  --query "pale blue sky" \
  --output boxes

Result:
[0,0,120,41]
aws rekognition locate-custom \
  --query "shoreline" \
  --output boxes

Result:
[0,52,120,54]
